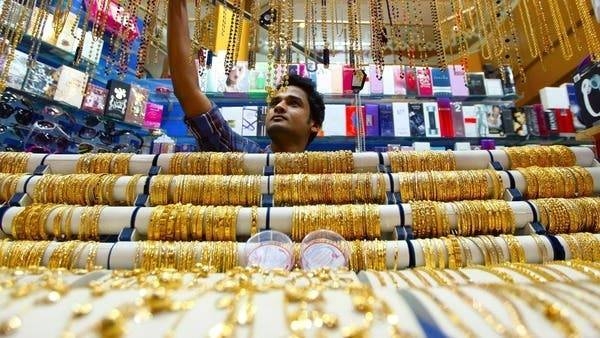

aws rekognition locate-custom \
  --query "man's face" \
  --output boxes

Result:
[266,85,316,140]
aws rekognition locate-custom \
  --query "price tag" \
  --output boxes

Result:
[301,241,347,270]
[247,244,293,270]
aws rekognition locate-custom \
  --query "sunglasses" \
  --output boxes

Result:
[24,120,72,153]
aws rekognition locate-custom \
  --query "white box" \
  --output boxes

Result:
[484,78,504,97]
[53,66,88,107]
[391,102,411,136]
[321,104,347,136]
[539,86,569,109]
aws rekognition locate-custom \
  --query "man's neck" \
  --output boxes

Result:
[269,141,306,153]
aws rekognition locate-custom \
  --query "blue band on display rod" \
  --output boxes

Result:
[377,152,384,165]
[406,239,416,268]
[504,170,516,189]
[265,206,271,230]
[0,205,10,236]
[106,242,118,270]
[143,176,152,195]
[40,153,50,165]
[545,235,566,260]
[23,175,35,193]
[398,203,405,227]
[486,150,494,162]
[152,154,160,167]
[130,206,141,228]
[523,200,538,223]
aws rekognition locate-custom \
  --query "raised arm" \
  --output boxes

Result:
[167,0,212,117]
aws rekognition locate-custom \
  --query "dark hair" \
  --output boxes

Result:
[277,73,325,144]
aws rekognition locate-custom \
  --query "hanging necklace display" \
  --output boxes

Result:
[320,0,330,68]
[53,0,73,40]
[0,0,13,55]
[387,0,403,63]
[88,0,110,79]
[416,0,427,68]
[265,0,277,101]
[547,0,573,60]
[0,0,31,92]
[27,0,51,65]
[346,0,359,67]
[574,0,600,61]
[517,0,542,68]
[448,0,468,72]
[247,0,260,70]
[502,0,526,83]
[0,0,19,57]
[224,0,244,76]
[560,0,582,52]
[403,0,415,69]
[368,0,385,79]
[280,0,293,87]
[151,1,168,65]
[354,0,364,67]
[430,0,446,69]
[136,0,159,77]
[118,0,142,79]
[532,0,553,55]
[103,0,126,76]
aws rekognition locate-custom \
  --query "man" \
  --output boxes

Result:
[167,0,325,153]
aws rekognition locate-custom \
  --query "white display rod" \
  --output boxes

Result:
[20,147,597,174]
[13,166,600,206]
[1,201,541,239]
[22,234,600,270]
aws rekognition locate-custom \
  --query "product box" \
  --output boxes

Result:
[509,106,528,136]
[500,104,516,137]
[329,64,343,94]
[391,102,411,137]
[26,9,56,44]
[483,104,505,137]
[378,104,394,136]
[365,104,380,136]
[241,106,259,136]
[393,66,407,96]
[545,109,560,136]
[53,66,88,107]
[343,65,354,95]
[408,102,425,137]
[449,65,469,97]
[369,65,384,95]
[382,65,395,96]
[405,67,418,97]
[416,67,433,97]
[534,104,549,137]
[316,64,333,94]
[431,68,451,97]
[143,102,164,129]
[462,105,481,137]
[422,102,441,137]
[555,109,576,136]
[82,83,108,115]
[436,98,454,137]
[523,105,540,136]
[221,62,249,93]
[54,12,79,54]
[78,30,104,64]
[466,72,486,96]
[124,84,149,126]
[540,86,570,110]
[450,101,466,137]
[484,79,504,97]
[0,49,28,90]
[22,60,58,98]
[345,105,366,136]
[104,79,131,120]
[573,62,600,127]
[561,83,586,130]
[321,104,347,136]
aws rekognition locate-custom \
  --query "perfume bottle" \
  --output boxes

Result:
[501,65,516,95]
[427,105,438,136]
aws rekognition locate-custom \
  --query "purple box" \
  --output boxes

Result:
[365,104,380,136]
[449,65,469,97]
[369,65,384,95]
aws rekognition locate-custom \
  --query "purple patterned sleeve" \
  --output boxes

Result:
[184,102,265,152]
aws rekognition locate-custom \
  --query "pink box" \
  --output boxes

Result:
[449,65,469,97]
[369,65,384,95]
[144,102,164,129]
[416,67,433,97]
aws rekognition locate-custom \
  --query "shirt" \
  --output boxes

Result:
[185,102,271,153]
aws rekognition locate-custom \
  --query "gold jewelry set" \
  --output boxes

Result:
[504,145,575,169]
[388,150,456,172]
[147,205,240,242]
[75,153,133,175]
[169,152,244,175]
[398,169,503,202]
[274,151,354,174]
[518,166,593,199]
[0,152,30,173]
